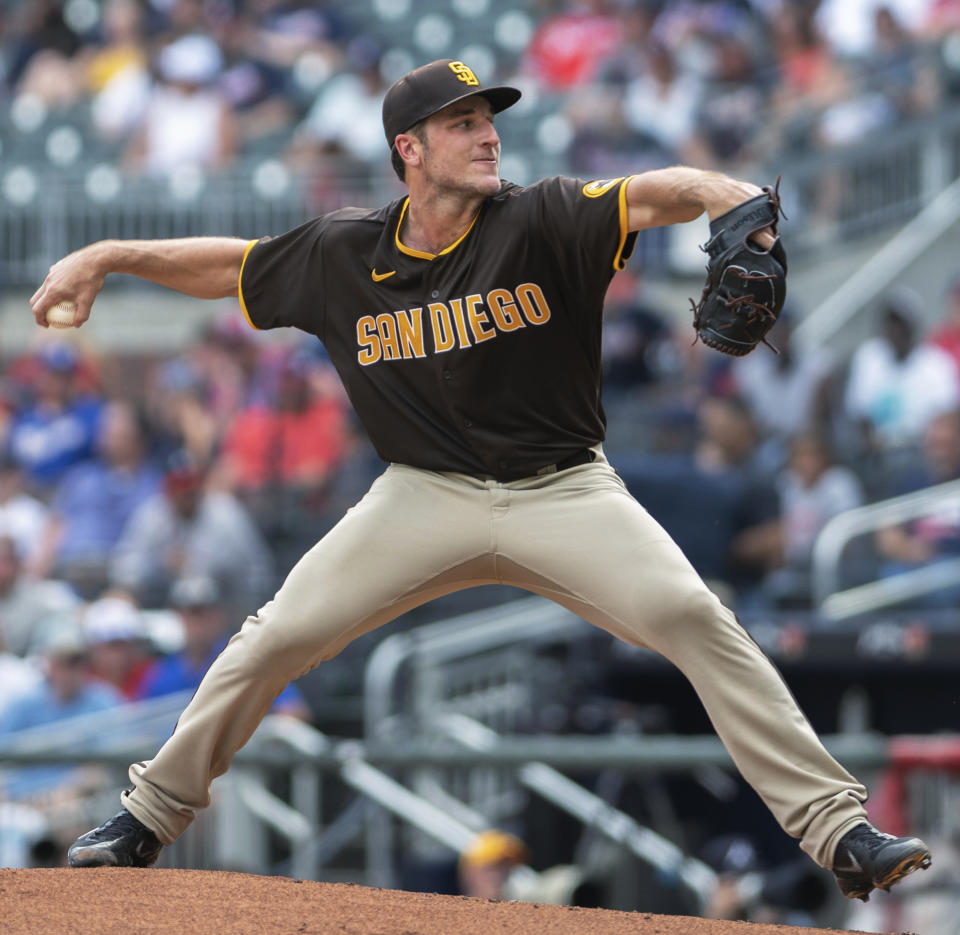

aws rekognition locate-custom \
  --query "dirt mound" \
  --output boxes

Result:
[0,867,880,935]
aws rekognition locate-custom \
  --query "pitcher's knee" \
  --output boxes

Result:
[231,605,331,677]
[641,583,728,646]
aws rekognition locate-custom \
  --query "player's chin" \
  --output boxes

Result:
[471,165,501,193]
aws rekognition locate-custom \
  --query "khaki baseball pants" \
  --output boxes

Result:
[125,449,867,868]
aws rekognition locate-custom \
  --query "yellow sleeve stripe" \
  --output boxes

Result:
[237,238,262,331]
[613,175,636,272]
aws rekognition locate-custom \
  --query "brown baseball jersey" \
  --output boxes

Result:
[239,176,637,479]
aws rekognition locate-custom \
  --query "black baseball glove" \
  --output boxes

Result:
[690,182,787,356]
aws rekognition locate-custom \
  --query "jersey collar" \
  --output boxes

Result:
[394,197,480,260]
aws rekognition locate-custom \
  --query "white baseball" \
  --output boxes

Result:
[46,300,77,329]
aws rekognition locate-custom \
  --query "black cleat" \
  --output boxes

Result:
[832,822,931,901]
[67,809,163,868]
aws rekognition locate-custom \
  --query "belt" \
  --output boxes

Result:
[534,447,596,476]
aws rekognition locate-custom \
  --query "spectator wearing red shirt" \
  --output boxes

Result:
[521,0,621,91]
[928,276,960,377]
[217,349,348,495]
[82,593,153,701]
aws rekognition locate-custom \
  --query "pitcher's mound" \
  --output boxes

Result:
[0,868,874,935]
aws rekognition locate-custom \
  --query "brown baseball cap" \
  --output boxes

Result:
[382,59,521,149]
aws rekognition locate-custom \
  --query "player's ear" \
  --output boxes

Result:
[394,133,424,172]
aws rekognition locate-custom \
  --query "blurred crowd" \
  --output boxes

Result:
[603,271,960,614]
[0,310,368,865]
[2,0,960,188]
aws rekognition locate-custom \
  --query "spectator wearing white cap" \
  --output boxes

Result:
[83,593,152,700]
[124,33,238,177]
[137,574,309,720]
[844,288,960,469]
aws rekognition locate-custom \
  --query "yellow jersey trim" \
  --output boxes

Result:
[237,239,262,330]
[613,176,635,271]
[394,197,480,260]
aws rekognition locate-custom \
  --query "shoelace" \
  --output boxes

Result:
[89,811,140,840]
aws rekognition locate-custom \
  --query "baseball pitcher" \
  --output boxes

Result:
[34,59,929,902]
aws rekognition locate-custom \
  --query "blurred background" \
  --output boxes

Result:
[2,1,960,932]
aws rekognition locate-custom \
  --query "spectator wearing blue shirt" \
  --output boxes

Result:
[34,400,161,599]
[0,612,124,802]
[6,344,104,495]
[137,575,309,720]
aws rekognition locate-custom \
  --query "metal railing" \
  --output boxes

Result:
[794,172,960,352]
[811,478,960,620]
[0,711,893,874]
[433,712,718,900]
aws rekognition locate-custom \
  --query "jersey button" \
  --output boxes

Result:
[431,290,439,298]
[463,418,473,428]
[498,459,509,470]
[442,369,452,380]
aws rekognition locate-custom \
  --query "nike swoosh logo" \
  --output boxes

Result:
[371,269,396,282]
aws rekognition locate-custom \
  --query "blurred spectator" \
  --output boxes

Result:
[6,343,105,495]
[0,634,41,716]
[867,5,941,119]
[457,829,531,900]
[213,344,351,570]
[216,348,348,498]
[137,573,310,719]
[124,33,238,177]
[87,0,152,142]
[288,38,388,172]
[927,0,960,33]
[701,833,831,925]
[6,0,84,107]
[144,313,267,469]
[765,433,864,608]
[600,270,670,394]
[621,41,701,166]
[615,394,780,608]
[843,289,960,472]
[0,611,123,803]
[522,0,621,91]
[237,0,350,72]
[874,408,960,606]
[33,399,161,599]
[0,452,49,568]
[695,395,782,610]
[110,450,274,611]
[147,357,221,468]
[82,593,153,700]
[191,312,269,426]
[216,14,297,146]
[730,310,836,472]
[927,275,960,378]
[816,0,931,58]
[0,535,78,659]
[764,4,847,156]
[686,32,770,168]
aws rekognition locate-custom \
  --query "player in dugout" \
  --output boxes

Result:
[32,59,929,902]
